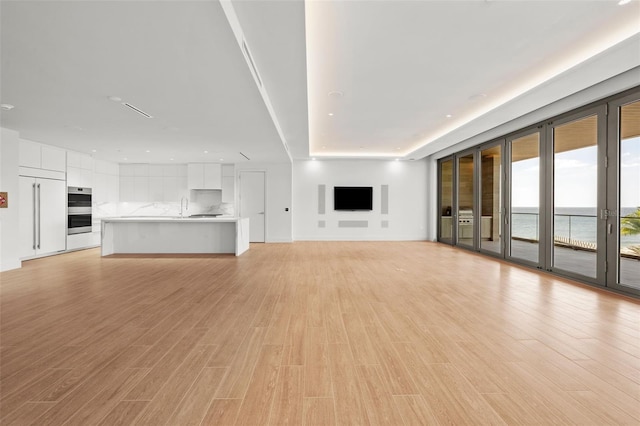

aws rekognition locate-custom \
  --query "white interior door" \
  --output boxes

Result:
[239,171,265,242]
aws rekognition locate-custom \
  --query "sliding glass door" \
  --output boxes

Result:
[479,143,504,255]
[456,151,475,248]
[438,158,454,244]
[549,108,605,282]
[607,94,640,295]
[435,88,638,295]
[507,130,542,266]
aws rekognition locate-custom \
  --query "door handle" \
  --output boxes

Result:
[37,183,41,249]
[32,183,36,250]
[258,212,265,215]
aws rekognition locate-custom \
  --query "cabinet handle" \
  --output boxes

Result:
[37,183,41,249]
[32,183,36,250]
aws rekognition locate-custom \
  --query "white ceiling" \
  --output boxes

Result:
[0,0,292,164]
[1,0,639,164]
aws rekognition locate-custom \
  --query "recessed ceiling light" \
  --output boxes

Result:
[395,158,400,161]
[446,114,453,118]
[170,158,174,161]
[219,158,224,161]
[619,0,631,5]
[204,150,209,154]
[0,104,14,110]
[146,150,151,153]
[108,96,122,102]
[328,113,334,116]
[312,157,316,161]
[123,157,128,161]
[469,93,487,101]
[91,149,97,153]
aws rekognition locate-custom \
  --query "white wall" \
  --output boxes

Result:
[0,127,22,271]
[293,159,428,241]
[236,162,292,242]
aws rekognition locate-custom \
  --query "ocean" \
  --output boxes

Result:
[512,207,640,248]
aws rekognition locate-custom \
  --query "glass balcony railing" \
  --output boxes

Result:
[510,212,640,260]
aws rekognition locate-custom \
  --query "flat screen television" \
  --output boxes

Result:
[334,186,373,211]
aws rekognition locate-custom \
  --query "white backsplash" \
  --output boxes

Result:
[93,189,234,218]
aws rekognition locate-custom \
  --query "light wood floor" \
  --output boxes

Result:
[1,242,638,425]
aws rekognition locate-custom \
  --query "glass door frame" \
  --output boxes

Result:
[477,139,506,258]
[455,148,478,250]
[505,125,547,269]
[606,90,640,296]
[545,105,607,286]
[437,156,456,245]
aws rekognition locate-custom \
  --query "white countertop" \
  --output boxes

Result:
[101,216,241,223]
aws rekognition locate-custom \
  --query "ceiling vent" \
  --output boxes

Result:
[123,102,153,119]
[242,40,262,89]
[240,152,251,160]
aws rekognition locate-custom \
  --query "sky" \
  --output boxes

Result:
[511,136,640,209]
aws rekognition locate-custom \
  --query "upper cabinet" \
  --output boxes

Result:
[19,139,66,172]
[119,163,187,202]
[221,164,235,203]
[187,163,221,190]
[67,151,93,188]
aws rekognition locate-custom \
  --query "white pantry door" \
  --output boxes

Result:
[239,171,265,243]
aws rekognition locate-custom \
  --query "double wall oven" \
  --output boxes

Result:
[67,187,92,235]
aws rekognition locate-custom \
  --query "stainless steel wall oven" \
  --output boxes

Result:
[67,187,92,235]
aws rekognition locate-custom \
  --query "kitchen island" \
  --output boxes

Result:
[101,217,250,256]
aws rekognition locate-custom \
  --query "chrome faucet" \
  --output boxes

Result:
[180,197,189,218]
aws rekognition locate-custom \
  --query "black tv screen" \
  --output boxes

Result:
[334,186,373,211]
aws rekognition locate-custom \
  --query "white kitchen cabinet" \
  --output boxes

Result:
[19,140,41,168]
[222,176,235,203]
[120,164,135,177]
[67,167,93,188]
[80,154,93,171]
[120,176,135,201]
[19,140,66,172]
[149,177,164,201]
[133,177,149,202]
[19,176,67,259]
[41,146,66,172]
[204,164,221,188]
[188,163,221,189]
[134,164,149,176]
[221,164,235,203]
[187,164,204,189]
[67,151,82,168]
[93,173,107,203]
[67,151,93,187]
[91,160,119,203]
